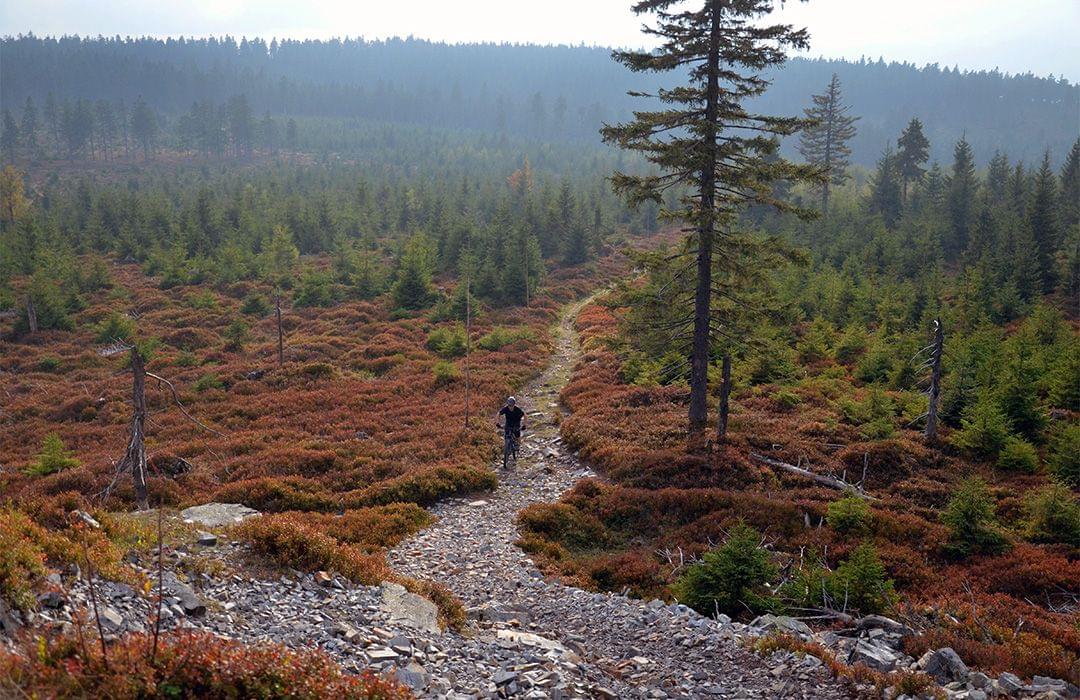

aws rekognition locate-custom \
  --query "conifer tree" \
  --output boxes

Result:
[868,148,903,228]
[895,117,930,204]
[986,151,1010,201]
[1029,152,1059,293]
[945,137,978,261]
[19,97,39,155]
[44,92,59,153]
[130,96,158,161]
[798,73,858,216]
[1060,137,1080,230]
[602,0,816,439]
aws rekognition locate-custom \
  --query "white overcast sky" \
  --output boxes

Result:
[2,0,1077,81]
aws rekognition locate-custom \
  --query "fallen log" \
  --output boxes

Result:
[749,452,875,499]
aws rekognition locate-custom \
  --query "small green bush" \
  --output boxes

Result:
[294,269,337,308]
[186,290,219,310]
[299,362,335,380]
[27,433,80,476]
[855,343,893,384]
[193,374,225,392]
[834,326,869,364]
[827,493,872,536]
[673,521,777,618]
[1047,424,1079,487]
[223,318,250,351]
[37,356,63,373]
[996,437,1040,473]
[432,360,460,387]
[93,313,136,344]
[772,389,802,410]
[173,351,199,367]
[1024,483,1080,547]
[241,293,271,316]
[941,477,1010,558]
[426,325,467,358]
[951,395,1010,459]
[826,542,897,614]
[477,326,532,351]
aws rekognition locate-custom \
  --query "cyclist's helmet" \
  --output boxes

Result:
[507,396,516,405]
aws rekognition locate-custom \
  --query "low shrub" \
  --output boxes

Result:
[941,477,1010,558]
[517,503,609,551]
[996,437,1039,473]
[38,355,63,372]
[234,513,390,585]
[0,630,411,699]
[0,509,49,611]
[1047,424,1079,486]
[827,493,872,536]
[432,360,460,387]
[294,504,434,552]
[426,325,467,358]
[241,292,272,315]
[477,326,532,351]
[672,521,777,618]
[1024,483,1080,547]
[951,395,1010,459]
[772,389,802,411]
[193,373,225,392]
[299,362,336,381]
[93,312,136,344]
[827,542,897,614]
[223,318,250,351]
[27,433,80,476]
[212,477,337,513]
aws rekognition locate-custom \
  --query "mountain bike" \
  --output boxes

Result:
[497,424,521,469]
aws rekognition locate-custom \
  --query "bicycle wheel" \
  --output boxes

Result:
[503,436,512,469]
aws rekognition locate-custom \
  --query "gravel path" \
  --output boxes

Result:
[387,299,850,699]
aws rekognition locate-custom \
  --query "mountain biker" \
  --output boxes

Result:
[497,396,526,458]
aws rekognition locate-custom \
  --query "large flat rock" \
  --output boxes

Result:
[180,503,260,528]
[380,582,440,634]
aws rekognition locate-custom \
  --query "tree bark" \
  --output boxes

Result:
[688,0,722,441]
[715,354,732,444]
[24,294,37,333]
[119,347,149,510]
[275,295,284,367]
[925,318,944,442]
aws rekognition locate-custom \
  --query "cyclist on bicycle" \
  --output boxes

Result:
[497,396,526,467]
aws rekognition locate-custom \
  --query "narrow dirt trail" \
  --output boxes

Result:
[389,298,848,699]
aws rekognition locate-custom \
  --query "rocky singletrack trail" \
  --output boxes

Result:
[39,298,852,699]
[387,298,850,698]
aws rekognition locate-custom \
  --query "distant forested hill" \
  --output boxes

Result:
[1,35,1075,166]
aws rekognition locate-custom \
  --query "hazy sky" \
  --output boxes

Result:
[2,0,1077,81]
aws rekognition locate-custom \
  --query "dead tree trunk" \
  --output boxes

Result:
[715,354,732,444]
[275,295,284,367]
[925,318,944,443]
[464,273,472,430]
[118,347,149,510]
[24,294,37,333]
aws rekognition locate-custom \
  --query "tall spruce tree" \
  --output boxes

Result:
[798,73,858,216]
[868,148,903,229]
[1061,138,1080,231]
[1029,152,1059,293]
[130,96,158,161]
[602,0,816,439]
[895,117,930,204]
[945,137,978,261]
